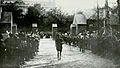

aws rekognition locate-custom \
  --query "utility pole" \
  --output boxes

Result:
[0,0,3,21]
[105,0,109,26]
[97,0,99,35]
[103,0,109,35]
[117,0,120,24]
[105,0,113,35]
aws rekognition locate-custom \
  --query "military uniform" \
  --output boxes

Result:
[55,38,63,51]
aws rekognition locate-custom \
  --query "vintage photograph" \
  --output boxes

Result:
[0,0,120,68]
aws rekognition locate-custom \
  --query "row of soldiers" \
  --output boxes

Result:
[0,31,40,68]
[60,31,97,53]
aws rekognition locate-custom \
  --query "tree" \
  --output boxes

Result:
[45,8,73,32]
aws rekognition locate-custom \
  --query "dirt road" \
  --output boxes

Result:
[22,38,117,68]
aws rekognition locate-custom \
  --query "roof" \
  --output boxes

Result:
[3,0,17,3]
[3,0,22,3]
[73,13,87,24]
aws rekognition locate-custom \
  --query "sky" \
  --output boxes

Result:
[23,0,117,17]
[55,0,117,14]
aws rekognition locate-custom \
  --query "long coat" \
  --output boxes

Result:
[55,38,63,51]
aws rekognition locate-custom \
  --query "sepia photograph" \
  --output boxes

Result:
[0,0,120,68]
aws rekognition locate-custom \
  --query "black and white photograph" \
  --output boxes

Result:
[0,0,120,68]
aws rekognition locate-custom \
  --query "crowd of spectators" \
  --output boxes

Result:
[0,31,40,68]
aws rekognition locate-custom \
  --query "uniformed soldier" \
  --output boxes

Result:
[2,31,40,67]
[55,34,63,60]
[81,32,87,53]
[77,36,82,51]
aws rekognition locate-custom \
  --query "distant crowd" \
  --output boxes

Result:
[56,31,98,53]
[56,29,120,59]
